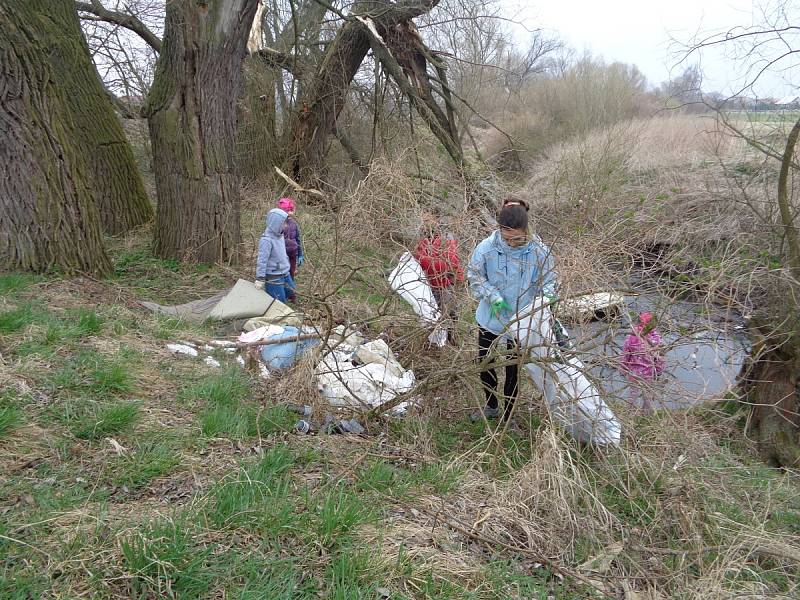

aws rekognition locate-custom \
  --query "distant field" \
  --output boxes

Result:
[725,109,800,123]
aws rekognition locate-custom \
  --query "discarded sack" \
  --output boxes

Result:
[388,252,447,347]
[314,338,416,414]
[511,298,622,446]
[141,279,302,325]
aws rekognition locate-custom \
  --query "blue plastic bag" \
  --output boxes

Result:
[259,326,320,370]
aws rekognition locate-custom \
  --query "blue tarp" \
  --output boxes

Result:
[259,326,320,370]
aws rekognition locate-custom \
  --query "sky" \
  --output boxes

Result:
[506,0,800,98]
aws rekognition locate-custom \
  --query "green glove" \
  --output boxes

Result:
[543,292,559,305]
[491,298,510,317]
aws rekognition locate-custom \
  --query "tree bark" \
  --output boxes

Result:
[57,1,153,235]
[745,345,800,468]
[144,0,260,263]
[0,0,112,276]
[777,115,800,275]
[286,19,372,184]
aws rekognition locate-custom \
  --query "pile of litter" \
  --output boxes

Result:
[315,337,416,415]
[558,292,624,322]
[154,262,620,445]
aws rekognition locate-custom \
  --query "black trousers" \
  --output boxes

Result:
[478,328,520,416]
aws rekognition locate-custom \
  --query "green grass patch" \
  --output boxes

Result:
[71,400,140,440]
[203,445,296,533]
[120,517,217,598]
[0,405,23,438]
[112,438,181,490]
[326,549,377,600]
[181,368,250,406]
[0,273,42,297]
[315,486,375,547]
[0,303,40,334]
[185,369,293,439]
[227,554,314,599]
[48,351,133,400]
[0,571,48,600]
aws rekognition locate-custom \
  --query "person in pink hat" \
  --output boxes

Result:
[620,312,666,413]
[277,197,304,302]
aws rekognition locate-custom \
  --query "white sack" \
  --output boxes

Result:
[314,340,416,410]
[388,252,447,347]
[512,299,621,446]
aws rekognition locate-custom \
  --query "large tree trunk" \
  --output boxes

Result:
[0,0,112,276]
[144,0,260,263]
[286,21,371,184]
[745,343,800,468]
[237,55,279,182]
[54,0,152,234]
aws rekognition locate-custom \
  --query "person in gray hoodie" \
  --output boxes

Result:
[254,208,295,302]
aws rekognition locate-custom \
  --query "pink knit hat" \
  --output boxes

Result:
[277,197,295,212]
[635,312,654,332]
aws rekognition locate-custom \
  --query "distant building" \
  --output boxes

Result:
[775,95,800,109]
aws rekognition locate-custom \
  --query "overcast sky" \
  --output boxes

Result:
[506,0,799,97]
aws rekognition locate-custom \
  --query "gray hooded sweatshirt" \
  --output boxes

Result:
[256,208,291,278]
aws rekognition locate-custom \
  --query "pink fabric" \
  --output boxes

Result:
[277,197,295,212]
[621,329,665,380]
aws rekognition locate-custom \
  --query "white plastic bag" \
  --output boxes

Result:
[314,340,416,410]
[388,252,447,347]
[513,299,621,446]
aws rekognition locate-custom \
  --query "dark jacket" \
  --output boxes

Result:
[284,217,303,261]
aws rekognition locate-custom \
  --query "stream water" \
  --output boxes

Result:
[566,291,751,409]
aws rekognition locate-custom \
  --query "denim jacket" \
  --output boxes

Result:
[467,231,556,335]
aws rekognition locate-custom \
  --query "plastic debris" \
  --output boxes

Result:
[258,363,271,380]
[288,404,313,417]
[388,252,447,347]
[512,298,621,446]
[258,326,321,370]
[315,338,416,411]
[238,324,287,345]
[294,419,314,434]
[166,343,199,357]
[207,339,238,348]
[322,416,366,435]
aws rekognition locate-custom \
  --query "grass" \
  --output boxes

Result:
[0,273,42,296]
[316,486,376,546]
[71,400,140,439]
[0,303,39,334]
[0,405,23,438]
[47,350,132,399]
[203,446,295,532]
[120,517,217,598]
[183,368,294,439]
[112,438,182,489]
[4,128,800,598]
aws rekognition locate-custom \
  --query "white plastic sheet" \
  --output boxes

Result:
[387,252,447,347]
[315,339,416,415]
[511,298,621,446]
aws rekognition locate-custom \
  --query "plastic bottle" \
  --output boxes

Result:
[287,404,313,417]
[294,419,314,434]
